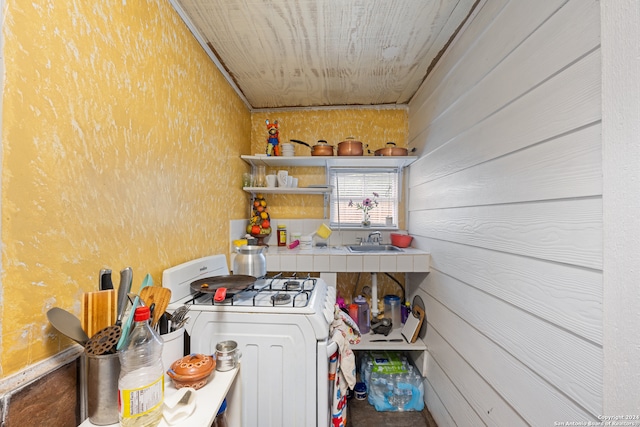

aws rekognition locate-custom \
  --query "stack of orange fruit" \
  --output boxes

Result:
[247,193,272,237]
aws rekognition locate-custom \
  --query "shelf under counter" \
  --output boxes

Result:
[351,328,428,376]
[353,327,426,351]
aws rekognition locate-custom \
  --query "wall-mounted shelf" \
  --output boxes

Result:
[240,155,415,220]
[242,186,331,195]
[241,155,417,169]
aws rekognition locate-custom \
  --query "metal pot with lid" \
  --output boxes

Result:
[371,142,416,156]
[290,139,335,156]
[337,137,367,156]
[233,245,267,277]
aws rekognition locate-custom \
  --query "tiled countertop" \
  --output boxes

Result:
[231,245,430,273]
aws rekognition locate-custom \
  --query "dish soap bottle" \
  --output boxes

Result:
[118,306,164,427]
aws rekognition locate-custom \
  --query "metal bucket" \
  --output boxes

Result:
[233,245,267,277]
[86,351,120,425]
[215,340,241,372]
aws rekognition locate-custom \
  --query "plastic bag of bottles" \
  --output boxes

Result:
[360,351,424,412]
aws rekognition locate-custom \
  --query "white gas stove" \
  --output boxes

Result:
[162,254,337,427]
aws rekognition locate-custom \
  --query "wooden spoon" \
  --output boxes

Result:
[140,286,172,328]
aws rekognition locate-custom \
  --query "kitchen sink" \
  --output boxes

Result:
[346,245,404,253]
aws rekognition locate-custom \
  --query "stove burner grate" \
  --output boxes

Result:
[270,292,292,306]
[284,280,301,290]
[185,272,318,308]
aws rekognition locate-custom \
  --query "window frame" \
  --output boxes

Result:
[328,167,402,229]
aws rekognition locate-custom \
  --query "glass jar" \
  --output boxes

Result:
[255,165,266,187]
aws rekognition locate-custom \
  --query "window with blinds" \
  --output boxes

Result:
[329,168,399,228]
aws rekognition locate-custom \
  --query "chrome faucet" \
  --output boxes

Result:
[366,231,382,244]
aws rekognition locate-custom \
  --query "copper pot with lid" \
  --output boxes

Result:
[337,137,367,156]
[290,139,335,156]
[372,142,416,156]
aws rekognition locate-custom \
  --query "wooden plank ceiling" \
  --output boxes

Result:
[171,0,477,109]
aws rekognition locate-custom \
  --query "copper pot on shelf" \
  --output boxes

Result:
[372,142,416,156]
[290,139,335,156]
[337,137,367,156]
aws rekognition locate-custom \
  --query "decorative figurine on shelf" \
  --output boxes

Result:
[246,193,272,245]
[265,119,281,156]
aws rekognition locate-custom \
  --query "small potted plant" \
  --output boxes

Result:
[349,193,378,227]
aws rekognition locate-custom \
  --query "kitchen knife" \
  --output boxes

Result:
[370,339,404,342]
[99,269,114,290]
[159,313,169,335]
[116,267,133,326]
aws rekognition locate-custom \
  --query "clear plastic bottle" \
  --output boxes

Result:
[393,383,412,409]
[363,360,373,387]
[385,382,395,404]
[383,295,401,329]
[370,373,386,399]
[118,306,164,427]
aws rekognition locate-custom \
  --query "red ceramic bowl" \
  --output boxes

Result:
[390,233,413,248]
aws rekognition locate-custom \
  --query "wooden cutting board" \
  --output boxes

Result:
[139,286,171,327]
[81,289,116,339]
[401,305,425,344]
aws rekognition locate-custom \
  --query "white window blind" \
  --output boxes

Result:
[329,168,399,228]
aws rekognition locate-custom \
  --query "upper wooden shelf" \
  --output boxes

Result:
[241,155,417,169]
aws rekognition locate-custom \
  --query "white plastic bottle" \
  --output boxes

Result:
[118,306,164,427]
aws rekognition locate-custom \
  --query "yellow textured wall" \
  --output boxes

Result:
[1,0,250,376]
[0,1,410,379]
[250,109,408,218]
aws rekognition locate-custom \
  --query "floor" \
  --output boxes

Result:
[347,397,438,427]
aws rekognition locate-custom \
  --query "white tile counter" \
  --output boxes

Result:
[230,245,430,274]
[229,219,430,280]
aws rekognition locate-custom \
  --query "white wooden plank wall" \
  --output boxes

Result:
[407,0,602,425]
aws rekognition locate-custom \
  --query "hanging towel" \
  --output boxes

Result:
[329,305,361,427]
